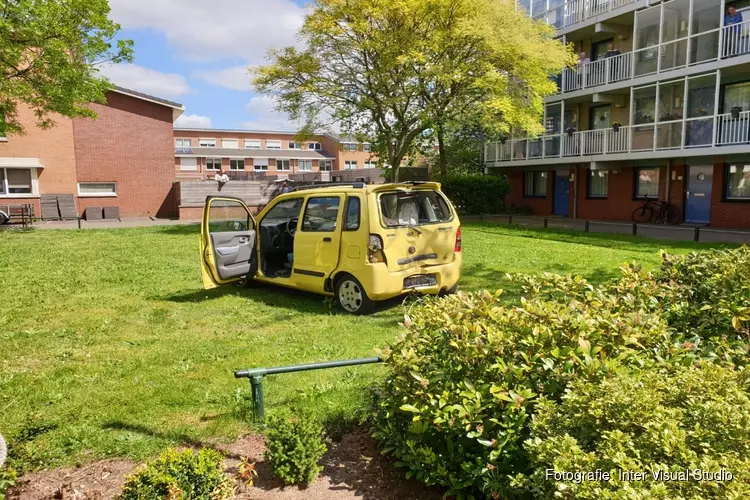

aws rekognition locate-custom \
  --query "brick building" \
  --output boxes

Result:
[1,86,184,219]
[173,128,377,180]
[486,0,750,230]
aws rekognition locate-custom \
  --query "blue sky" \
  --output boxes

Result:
[101,0,309,130]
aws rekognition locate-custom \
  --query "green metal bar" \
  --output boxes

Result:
[234,356,382,420]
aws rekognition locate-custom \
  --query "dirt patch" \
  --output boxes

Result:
[7,432,444,500]
[7,459,137,500]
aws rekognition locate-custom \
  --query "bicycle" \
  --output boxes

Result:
[631,195,681,225]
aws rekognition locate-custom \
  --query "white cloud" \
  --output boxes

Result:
[175,114,213,128]
[194,66,253,91]
[98,63,191,98]
[109,0,306,65]
[241,95,299,131]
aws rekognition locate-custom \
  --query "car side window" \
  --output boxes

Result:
[302,196,341,232]
[207,199,253,233]
[344,196,360,231]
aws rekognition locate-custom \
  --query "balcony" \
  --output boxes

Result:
[553,19,750,95]
[486,111,750,164]
[525,0,638,30]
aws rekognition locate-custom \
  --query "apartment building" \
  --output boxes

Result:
[0,87,184,219]
[485,0,750,229]
[173,129,375,180]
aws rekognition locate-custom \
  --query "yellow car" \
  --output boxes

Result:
[200,181,462,314]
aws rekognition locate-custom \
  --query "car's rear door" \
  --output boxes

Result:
[292,194,345,293]
[200,196,257,289]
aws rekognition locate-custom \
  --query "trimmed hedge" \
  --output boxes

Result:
[441,174,510,215]
[372,247,750,499]
[526,365,750,499]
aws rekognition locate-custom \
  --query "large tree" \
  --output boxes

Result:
[0,0,133,136]
[253,0,574,181]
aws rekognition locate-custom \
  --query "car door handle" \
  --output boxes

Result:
[323,237,332,242]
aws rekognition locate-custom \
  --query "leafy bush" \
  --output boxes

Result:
[371,290,672,499]
[0,467,17,500]
[264,411,327,485]
[441,174,510,215]
[119,448,233,500]
[525,364,750,499]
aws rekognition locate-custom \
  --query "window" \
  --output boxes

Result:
[363,143,371,152]
[307,142,321,150]
[524,171,548,197]
[230,159,245,170]
[635,167,660,198]
[344,160,358,170]
[302,196,341,232]
[299,160,313,171]
[245,139,261,149]
[261,198,302,228]
[276,159,290,171]
[180,157,198,171]
[345,197,361,231]
[222,139,239,149]
[343,142,358,151]
[0,168,33,195]
[199,138,216,147]
[588,170,609,198]
[254,158,269,171]
[175,139,191,148]
[725,164,750,199]
[319,160,332,171]
[266,140,281,149]
[379,190,452,227]
[288,142,302,150]
[78,182,116,197]
[207,199,253,233]
[364,160,377,169]
[206,158,221,171]
[723,82,750,114]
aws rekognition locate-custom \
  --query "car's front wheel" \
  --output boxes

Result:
[335,275,375,315]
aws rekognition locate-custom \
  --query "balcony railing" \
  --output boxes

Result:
[561,52,632,92]
[721,21,750,58]
[484,111,750,163]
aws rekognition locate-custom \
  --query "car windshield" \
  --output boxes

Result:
[379,190,452,227]
[261,198,302,225]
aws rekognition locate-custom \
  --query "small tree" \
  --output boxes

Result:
[253,0,574,182]
[0,0,134,136]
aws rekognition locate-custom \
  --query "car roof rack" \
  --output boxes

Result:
[290,182,367,192]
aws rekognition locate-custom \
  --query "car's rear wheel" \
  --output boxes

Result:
[335,275,375,315]
[440,283,459,296]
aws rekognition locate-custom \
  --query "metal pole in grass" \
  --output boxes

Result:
[235,357,383,420]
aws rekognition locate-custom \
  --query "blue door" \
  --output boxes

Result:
[685,166,713,224]
[554,171,570,216]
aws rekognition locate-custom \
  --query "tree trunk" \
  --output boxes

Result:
[437,124,447,180]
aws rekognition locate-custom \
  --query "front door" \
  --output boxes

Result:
[554,171,570,216]
[200,197,257,289]
[292,195,344,293]
[685,166,713,224]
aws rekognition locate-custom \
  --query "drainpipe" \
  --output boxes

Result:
[665,161,671,204]
[573,166,578,219]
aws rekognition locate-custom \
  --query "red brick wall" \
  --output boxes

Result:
[711,162,750,229]
[73,92,177,218]
[505,170,554,215]
[574,165,668,221]
[0,105,78,216]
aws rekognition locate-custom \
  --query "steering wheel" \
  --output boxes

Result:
[286,217,299,237]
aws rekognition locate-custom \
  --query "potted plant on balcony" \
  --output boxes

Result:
[696,107,708,116]
[731,106,743,119]
[612,121,622,132]
[566,126,576,137]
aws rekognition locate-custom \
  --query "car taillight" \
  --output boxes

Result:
[454,226,462,252]
[368,234,387,264]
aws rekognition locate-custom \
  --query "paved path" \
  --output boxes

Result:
[2,218,200,230]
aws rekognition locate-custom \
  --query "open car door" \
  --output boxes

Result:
[201,196,257,289]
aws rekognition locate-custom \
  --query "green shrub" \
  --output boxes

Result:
[119,448,233,500]
[371,290,672,499]
[0,467,17,500]
[525,364,750,499]
[264,411,327,485]
[441,174,510,215]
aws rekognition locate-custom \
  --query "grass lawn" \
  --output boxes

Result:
[0,223,728,472]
